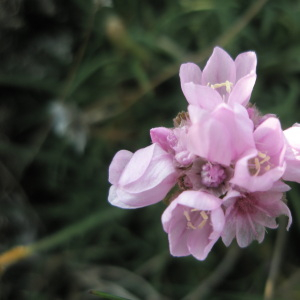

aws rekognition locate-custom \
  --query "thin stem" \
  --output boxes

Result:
[181,244,241,300]
[263,216,287,300]
[0,207,124,271]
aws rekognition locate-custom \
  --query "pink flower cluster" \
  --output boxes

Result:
[108,47,300,260]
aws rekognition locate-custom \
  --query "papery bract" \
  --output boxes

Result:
[180,47,257,110]
[283,123,300,183]
[222,186,292,248]
[162,190,224,260]
[108,143,177,208]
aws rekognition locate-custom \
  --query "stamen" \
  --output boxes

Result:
[184,209,209,230]
[187,222,197,230]
[209,80,233,93]
[200,211,208,220]
[250,151,272,176]
[183,210,191,221]
[198,219,207,229]
[259,156,270,165]
[258,152,267,158]
[254,157,260,176]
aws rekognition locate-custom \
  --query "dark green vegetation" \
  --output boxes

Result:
[0,0,300,299]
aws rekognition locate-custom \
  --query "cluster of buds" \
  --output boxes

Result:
[108,47,300,260]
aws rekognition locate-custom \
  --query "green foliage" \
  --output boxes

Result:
[0,0,300,299]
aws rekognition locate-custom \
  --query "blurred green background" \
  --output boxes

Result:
[0,0,300,299]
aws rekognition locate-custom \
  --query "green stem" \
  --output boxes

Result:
[30,208,123,253]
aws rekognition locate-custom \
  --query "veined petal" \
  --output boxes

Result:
[120,143,176,191]
[202,47,236,91]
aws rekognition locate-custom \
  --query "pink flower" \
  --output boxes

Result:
[108,143,177,208]
[187,103,255,166]
[180,47,257,110]
[231,117,286,192]
[221,186,292,247]
[283,123,300,183]
[162,190,225,260]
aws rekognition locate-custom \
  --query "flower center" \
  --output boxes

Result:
[184,209,209,230]
[248,151,271,176]
[200,162,227,187]
[208,80,233,93]
[234,194,257,215]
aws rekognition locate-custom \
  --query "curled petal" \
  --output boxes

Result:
[109,150,133,185]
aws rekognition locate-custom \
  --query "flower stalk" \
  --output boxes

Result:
[0,208,123,272]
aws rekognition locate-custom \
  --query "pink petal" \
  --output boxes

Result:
[228,73,257,106]
[269,181,291,193]
[150,127,173,152]
[210,207,225,234]
[202,47,236,90]
[254,117,285,157]
[187,224,212,260]
[236,215,264,247]
[188,106,232,166]
[120,143,175,192]
[230,151,286,192]
[108,150,133,185]
[180,62,202,88]
[168,218,190,256]
[113,177,175,208]
[283,124,300,183]
[182,83,222,110]
[235,51,257,81]
[221,214,236,247]
[108,185,134,209]
[176,190,222,210]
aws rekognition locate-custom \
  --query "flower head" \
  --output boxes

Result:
[180,47,257,110]
[107,46,297,261]
[162,190,224,260]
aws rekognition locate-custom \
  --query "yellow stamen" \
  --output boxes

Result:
[209,80,233,93]
[183,210,191,221]
[187,222,197,230]
[254,157,261,176]
[259,156,270,165]
[200,211,208,220]
[252,151,271,176]
[258,152,267,158]
[198,219,207,229]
